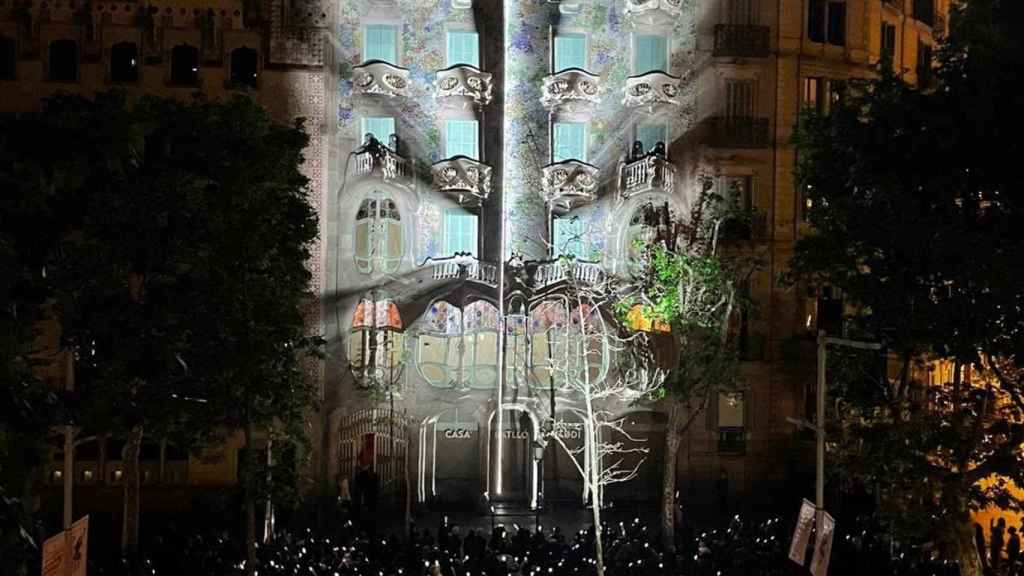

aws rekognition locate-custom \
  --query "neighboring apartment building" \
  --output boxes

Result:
[0,0,948,515]
[0,0,332,491]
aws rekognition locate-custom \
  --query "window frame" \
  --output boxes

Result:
[632,33,669,75]
[354,192,404,275]
[552,32,588,73]
[444,119,480,160]
[443,209,479,257]
[552,214,586,258]
[362,23,400,64]
[551,121,588,163]
[446,29,480,68]
[808,0,846,47]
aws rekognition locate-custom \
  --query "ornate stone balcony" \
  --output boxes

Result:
[623,0,682,28]
[540,69,602,113]
[540,160,600,214]
[622,71,682,112]
[619,154,675,199]
[427,255,499,286]
[434,65,493,110]
[351,143,412,188]
[713,24,771,58]
[351,60,410,99]
[431,156,493,207]
[533,258,604,289]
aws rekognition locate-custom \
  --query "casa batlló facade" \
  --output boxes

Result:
[0,0,948,512]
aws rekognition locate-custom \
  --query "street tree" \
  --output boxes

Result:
[791,2,1024,573]
[537,267,665,576]
[618,186,761,549]
[170,96,322,576]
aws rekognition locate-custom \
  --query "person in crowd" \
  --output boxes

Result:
[1008,525,1020,576]
[977,523,990,570]
[993,518,1007,571]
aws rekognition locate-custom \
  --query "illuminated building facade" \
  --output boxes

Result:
[0,0,948,511]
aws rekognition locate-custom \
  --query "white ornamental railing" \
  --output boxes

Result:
[620,154,674,198]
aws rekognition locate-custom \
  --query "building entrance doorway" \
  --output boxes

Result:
[486,404,539,509]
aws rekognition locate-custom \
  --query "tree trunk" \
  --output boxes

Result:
[121,425,143,571]
[661,429,681,550]
[956,519,984,576]
[585,418,605,576]
[244,422,257,576]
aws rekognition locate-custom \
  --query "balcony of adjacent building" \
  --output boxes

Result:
[540,159,600,214]
[350,137,413,189]
[704,116,770,149]
[623,0,682,28]
[431,156,493,208]
[541,68,602,114]
[350,60,410,100]
[619,151,675,199]
[622,71,683,113]
[434,64,493,111]
[713,24,771,58]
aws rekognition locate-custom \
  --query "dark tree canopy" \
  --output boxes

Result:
[791,0,1024,568]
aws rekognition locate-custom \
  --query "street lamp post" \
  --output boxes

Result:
[791,330,883,531]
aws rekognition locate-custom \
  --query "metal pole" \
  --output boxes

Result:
[815,330,826,529]
[63,350,75,531]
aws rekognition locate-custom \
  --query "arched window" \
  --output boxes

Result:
[110,42,138,82]
[230,47,258,88]
[348,296,404,388]
[0,36,15,80]
[416,300,499,389]
[170,44,199,85]
[529,298,607,390]
[49,39,78,83]
[354,194,403,274]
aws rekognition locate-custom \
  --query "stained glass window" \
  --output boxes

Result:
[354,194,403,274]
[348,297,405,387]
[417,300,500,389]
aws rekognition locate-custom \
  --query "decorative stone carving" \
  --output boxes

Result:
[623,0,681,27]
[351,60,410,99]
[619,153,675,199]
[540,160,600,214]
[431,156,494,207]
[622,71,682,112]
[540,68,602,113]
[434,65,493,110]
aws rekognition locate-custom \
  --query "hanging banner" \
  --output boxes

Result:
[788,499,816,566]
[810,511,836,576]
[41,532,66,576]
[41,515,88,576]
[68,516,88,576]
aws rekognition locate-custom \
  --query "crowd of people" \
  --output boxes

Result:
[976,519,1023,575]
[69,507,984,576]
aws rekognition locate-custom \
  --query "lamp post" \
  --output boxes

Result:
[790,330,883,531]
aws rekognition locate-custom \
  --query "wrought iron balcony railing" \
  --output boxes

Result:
[431,156,493,207]
[705,116,770,149]
[540,160,600,214]
[351,60,410,99]
[540,68,602,113]
[623,0,682,28]
[434,64,493,110]
[622,71,682,112]
[620,153,675,199]
[718,427,746,454]
[713,24,771,58]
